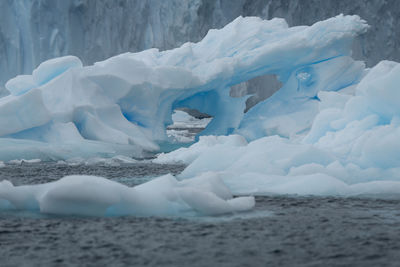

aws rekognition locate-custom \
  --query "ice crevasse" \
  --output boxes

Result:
[2,14,400,217]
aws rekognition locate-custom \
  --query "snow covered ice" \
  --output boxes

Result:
[1,14,400,217]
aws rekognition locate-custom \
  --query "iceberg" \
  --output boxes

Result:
[2,14,400,217]
[0,15,367,161]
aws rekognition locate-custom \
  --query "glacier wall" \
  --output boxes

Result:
[1,0,399,101]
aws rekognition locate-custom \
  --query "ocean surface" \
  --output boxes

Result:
[1,162,400,267]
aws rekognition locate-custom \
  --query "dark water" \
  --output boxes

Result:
[0,161,185,186]
[1,163,400,267]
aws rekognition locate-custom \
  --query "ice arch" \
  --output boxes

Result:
[0,15,368,160]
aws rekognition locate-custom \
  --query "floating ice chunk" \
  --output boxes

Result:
[61,155,138,166]
[109,155,138,164]
[0,174,255,217]
[8,159,41,165]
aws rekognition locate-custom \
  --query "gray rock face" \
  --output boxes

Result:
[1,0,399,101]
